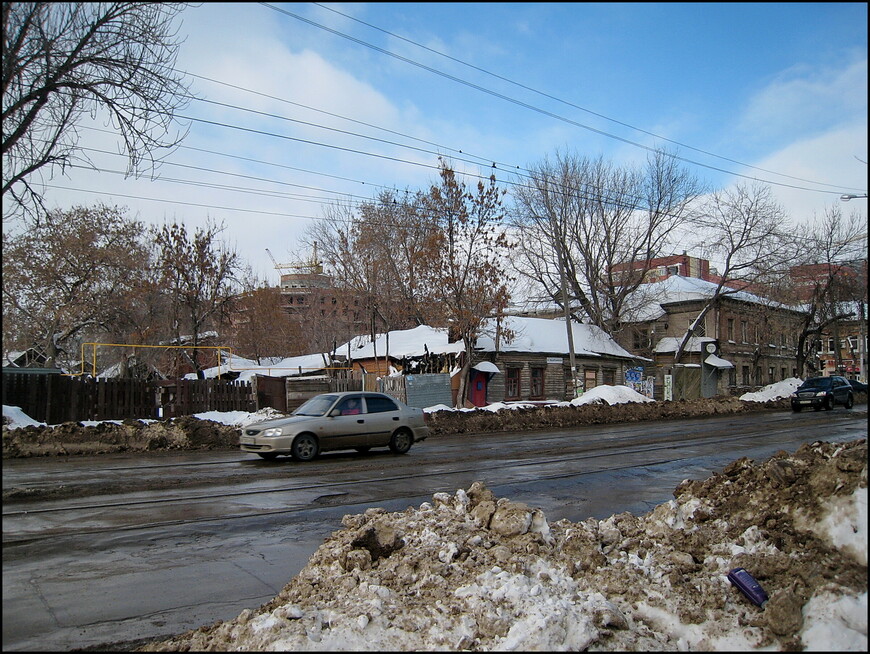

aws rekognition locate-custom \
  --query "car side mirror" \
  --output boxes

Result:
[329,408,341,417]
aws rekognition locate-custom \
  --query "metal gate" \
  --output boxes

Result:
[673,366,701,400]
[254,375,287,413]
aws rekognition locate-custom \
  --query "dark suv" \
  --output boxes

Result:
[790,376,854,412]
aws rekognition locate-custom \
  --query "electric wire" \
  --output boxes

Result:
[261,1,866,195]
[310,2,864,193]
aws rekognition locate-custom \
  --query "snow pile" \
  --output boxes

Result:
[568,384,655,406]
[2,405,44,428]
[740,378,803,403]
[142,440,867,652]
[189,407,285,427]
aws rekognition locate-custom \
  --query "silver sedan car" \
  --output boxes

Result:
[239,391,430,461]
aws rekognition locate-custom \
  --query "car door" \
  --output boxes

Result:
[833,377,850,404]
[318,394,370,450]
[361,394,402,446]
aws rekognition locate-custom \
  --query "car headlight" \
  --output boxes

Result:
[815,392,827,397]
[261,427,284,437]
[790,392,798,398]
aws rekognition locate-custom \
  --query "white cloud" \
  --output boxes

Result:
[744,122,867,223]
[738,56,867,143]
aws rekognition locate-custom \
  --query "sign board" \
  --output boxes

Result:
[546,357,563,364]
[664,374,673,401]
[624,367,643,384]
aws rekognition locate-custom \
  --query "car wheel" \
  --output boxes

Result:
[823,397,834,411]
[389,428,413,454]
[845,393,854,409]
[257,452,278,460]
[291,434,319,461]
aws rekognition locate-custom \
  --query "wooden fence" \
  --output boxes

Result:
[2,372,254,424]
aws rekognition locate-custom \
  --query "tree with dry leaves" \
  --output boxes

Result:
[226,282,302,364]
[1,203,148,369]
[152,220,242,378]
[301,190,442,364]
[426,161,514,406]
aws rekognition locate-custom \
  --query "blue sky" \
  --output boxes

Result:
[40,2,868,281]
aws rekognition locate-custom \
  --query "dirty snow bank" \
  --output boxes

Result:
[141,439,867,652]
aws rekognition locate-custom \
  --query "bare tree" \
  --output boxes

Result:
[426,161,514,406]
[1,203,148,368]
[300,191,442,368]
[152,220,242,378]
[354,189,442,328]
[672,182,791,363]
[512,150,704,335]
[765,206,867,376]
[2,2,191,220]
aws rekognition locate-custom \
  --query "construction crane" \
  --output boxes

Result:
[265,248,294,272]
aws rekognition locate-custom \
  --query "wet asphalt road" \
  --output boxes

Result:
[2,407,866,651]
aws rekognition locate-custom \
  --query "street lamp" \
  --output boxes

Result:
[840,194,868,201]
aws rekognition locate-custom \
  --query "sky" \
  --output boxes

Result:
[24,2,869,283]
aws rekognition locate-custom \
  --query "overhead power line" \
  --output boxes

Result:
[260,1,864,195]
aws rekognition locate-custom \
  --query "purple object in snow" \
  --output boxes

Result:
[727,567,769,607]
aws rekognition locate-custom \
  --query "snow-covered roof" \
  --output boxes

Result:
[476,316,637,359]
[184,352,334,382]
[654,336,715,354]
[627,275,788,323]
[339,318,637,362]
[339,325,465,360]
[159,330,219,346]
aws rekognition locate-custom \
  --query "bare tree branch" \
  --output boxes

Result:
[2,2,192,221]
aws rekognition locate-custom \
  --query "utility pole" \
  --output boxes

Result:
[554,237,578,397]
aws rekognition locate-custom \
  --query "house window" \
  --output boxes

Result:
[741,321,748,343]
[742,366,750,386]
[505,368,520,399]
[584,369,597,390]
[768,366,775,384]
[530,367,544,398]
[728,368,736,386]
[602,369,615,385]
[633,328,648,350]
[727,319,734,341]
[781,367,787,380]
[694,318,706,337]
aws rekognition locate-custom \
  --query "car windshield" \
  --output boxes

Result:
[293,394,338,416]
[800,377,832,390]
